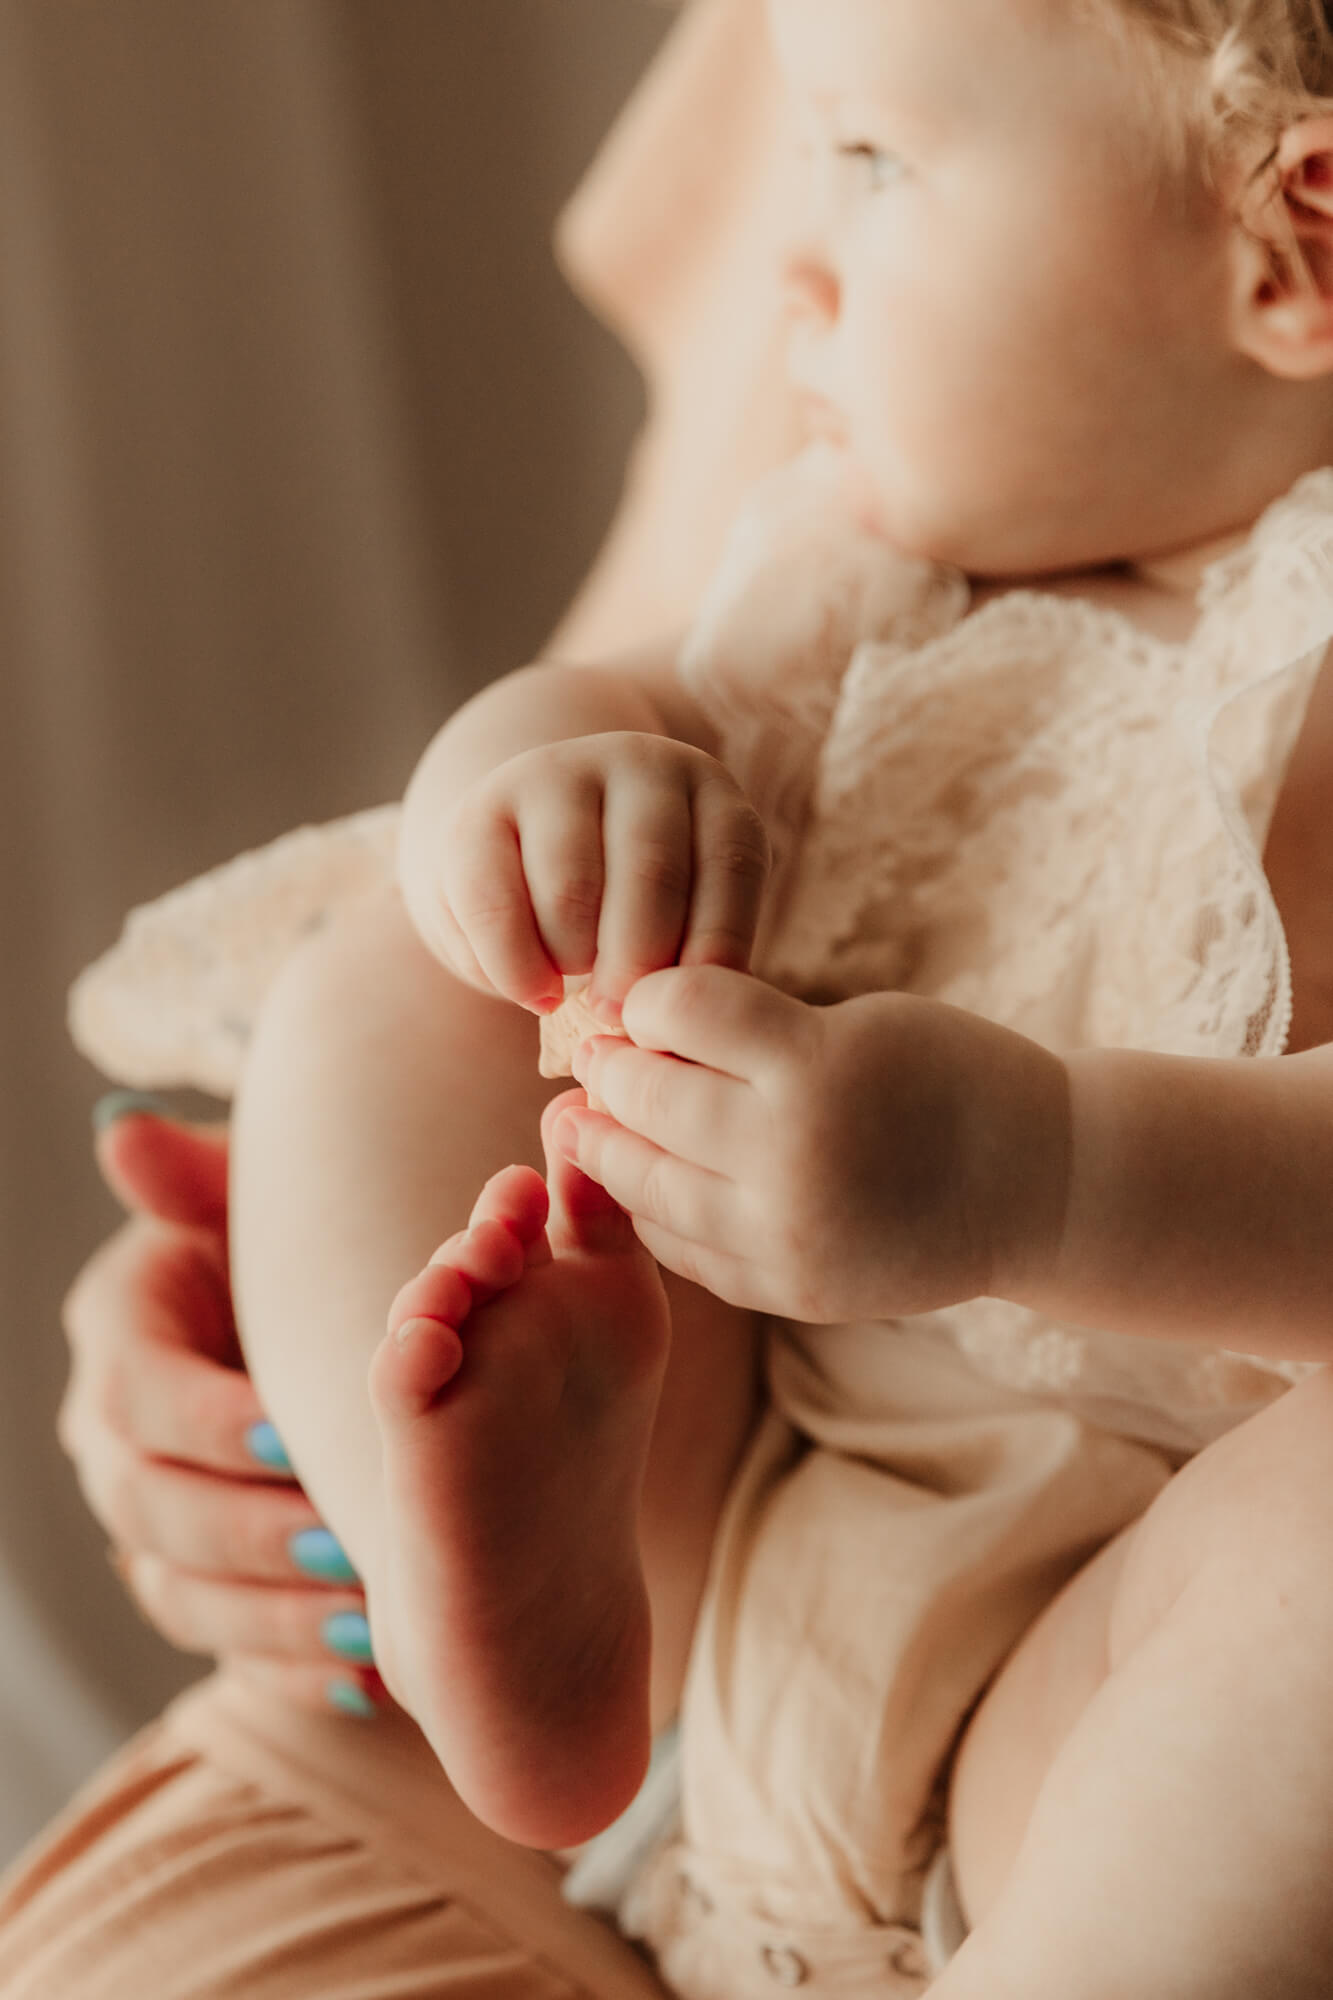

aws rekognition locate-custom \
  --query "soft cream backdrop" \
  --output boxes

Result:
[0,0,669,1860]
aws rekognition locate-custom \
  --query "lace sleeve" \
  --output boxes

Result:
[68,806,401,1098]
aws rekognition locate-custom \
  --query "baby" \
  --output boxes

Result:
[124,1,1333,1994]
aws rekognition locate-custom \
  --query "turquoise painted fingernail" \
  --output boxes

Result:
[290,1528,359,1585]
[322,1611,374,1665]
[245,1421,294,1475]
[92,1090,171,1133]
[327,1679,378,1720]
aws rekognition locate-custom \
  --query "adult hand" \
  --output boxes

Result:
[554,968,1071,1324]
[60,1099,383,1717]
[416,733,769,1020]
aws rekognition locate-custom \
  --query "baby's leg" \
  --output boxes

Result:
[367,1125,671,1848]
[935,1369,1333,1998]
[230,890,758,1759]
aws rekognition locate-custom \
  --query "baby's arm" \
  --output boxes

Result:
[561,973,1333,1364]
[398,647,762,1016]
[1002,1036,1333,1361]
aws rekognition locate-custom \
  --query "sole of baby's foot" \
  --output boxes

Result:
[367,1121,670,1850]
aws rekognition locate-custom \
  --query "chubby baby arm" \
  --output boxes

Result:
[1009,1036,1333,1362]
[399,653,770,1020]
[563,971,1333,1361]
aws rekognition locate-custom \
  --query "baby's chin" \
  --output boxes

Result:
[829,449,889,537]
[861,482,1087,581]
[832,455,1095,578]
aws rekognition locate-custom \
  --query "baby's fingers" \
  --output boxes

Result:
[518,775,607,986]
[591,772,695,1011]
[444,804,563,1012]
[679,779,770,973]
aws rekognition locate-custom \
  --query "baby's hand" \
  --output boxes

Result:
[555,969,1071,1325]
[421,735,770,1018]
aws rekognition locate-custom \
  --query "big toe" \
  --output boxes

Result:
[468,1164,551,1262]
[369,1313,465,1423]
[541,1093,639,1257]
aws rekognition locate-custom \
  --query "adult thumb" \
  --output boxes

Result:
[93,1094,230,1232]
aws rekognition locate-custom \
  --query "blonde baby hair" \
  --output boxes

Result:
[1088,1,1333,165]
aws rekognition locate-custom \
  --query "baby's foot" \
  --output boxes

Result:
[367,1096,671,1849]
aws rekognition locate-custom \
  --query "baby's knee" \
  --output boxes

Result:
[259,886,443,1052]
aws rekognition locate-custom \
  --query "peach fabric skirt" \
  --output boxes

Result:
[0,1671,668,2000]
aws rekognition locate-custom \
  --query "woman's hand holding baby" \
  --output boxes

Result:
[556,969,1072,1325]
[412,732,770,1018]
[63,1105,382,1716]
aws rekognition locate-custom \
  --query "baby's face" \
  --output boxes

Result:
[770,0,1248,576]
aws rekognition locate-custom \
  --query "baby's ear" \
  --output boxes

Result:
[1232,116,1333,380]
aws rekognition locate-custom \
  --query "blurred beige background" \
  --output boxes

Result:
[0,0,672,1860]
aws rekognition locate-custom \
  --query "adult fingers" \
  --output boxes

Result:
[75,1433,343,1585]
[228,1653,389,1721]
[679,777,770,973]
[571,1038,749,1174]
[122,1555,369,1669]
[93,1104,230,1232]
[623,964,810,1079]
[61,1216,277,1478]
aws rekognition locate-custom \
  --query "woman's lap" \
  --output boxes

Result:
[0,1672,669,2000]
[9,1371,1329,1999]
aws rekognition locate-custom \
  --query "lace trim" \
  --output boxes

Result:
[682,465,1333,1071]
[676,462,1333,1424]
[68,807,401,1097]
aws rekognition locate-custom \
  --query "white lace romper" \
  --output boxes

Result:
[70,455,1333,2000]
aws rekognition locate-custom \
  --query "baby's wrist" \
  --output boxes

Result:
[980,1041,1074,1309]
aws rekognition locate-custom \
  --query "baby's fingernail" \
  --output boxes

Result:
[327,1678,379,1721]
[589,992,622,1028]
[531,993,564,1018]
[92,1089,171,1134]
[290,1527,359,1585]
[553,1110,582,1159]
[246,1421,295,1475]
[322,1610,375,1665]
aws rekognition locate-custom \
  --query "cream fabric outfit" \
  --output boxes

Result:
[620,459,1333,1999]
[54,457,1333,2000]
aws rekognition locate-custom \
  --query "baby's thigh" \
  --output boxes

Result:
[248,885,565,1188]
[949,1369,1333,1934]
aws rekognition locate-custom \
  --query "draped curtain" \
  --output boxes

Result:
[0,0,666,1859]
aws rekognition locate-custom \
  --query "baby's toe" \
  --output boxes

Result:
[444,1215,534,1299]
[468,1165,551,1258]
[369,1315,465,1422]
[389,1261,471,1336]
